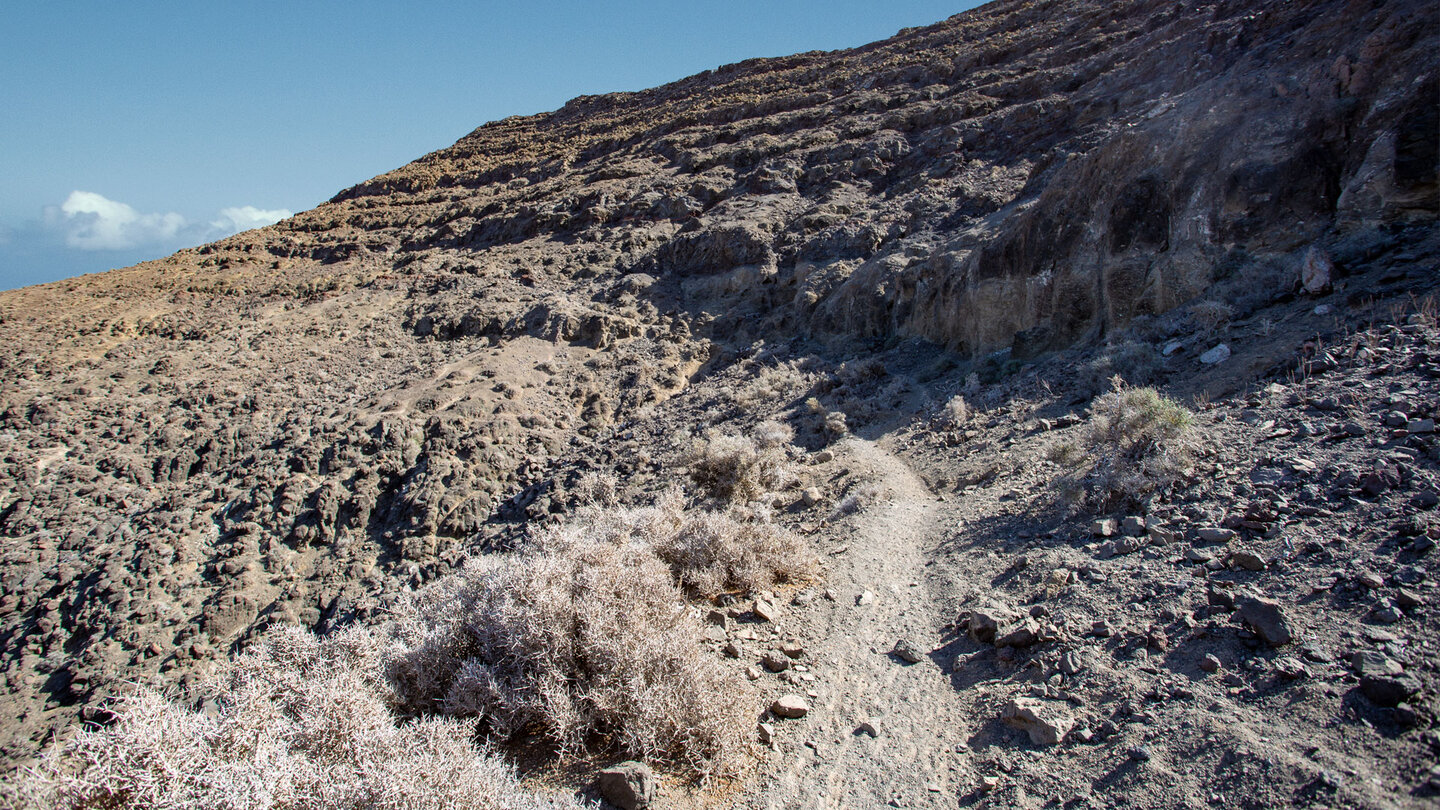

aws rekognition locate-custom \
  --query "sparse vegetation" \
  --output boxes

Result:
[1080,340,1159,390]
[685,426,795,503]
[1054,378,1196,510]
[9,494,816,806]
[10,627,591,810]
[386,500,759,777]
[831,480,885,518]
[1190,299,1235,334]
[938,394,970,427]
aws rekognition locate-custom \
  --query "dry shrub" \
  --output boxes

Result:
[1059,379,1196,510]
[830,481,884,519]
[383,494,805,777]
[1190,300,1234,334]
[685,427,794,503]
[386,524,750,777]
[10,495,814,805]
[651,505,817,595]
[938,395,970,427]
[8,627,587,810]
[752,419,794,449]
[1081,341,1159,391]
[569,470,620,507]
[734,363,810,411]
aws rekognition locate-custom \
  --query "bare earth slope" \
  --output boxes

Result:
[0,0,1438,805]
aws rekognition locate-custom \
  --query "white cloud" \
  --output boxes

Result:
[212,205,292,234]
[53,190,186,250]
[44,191,293,252]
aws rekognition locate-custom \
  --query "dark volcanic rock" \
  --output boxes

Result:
[1236,595,1296,646]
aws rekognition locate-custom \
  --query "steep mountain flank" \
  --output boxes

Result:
[1,0,1438,805]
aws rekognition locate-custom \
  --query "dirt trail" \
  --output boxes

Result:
[763,436,979,809]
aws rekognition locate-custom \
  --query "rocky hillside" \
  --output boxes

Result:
[1,0,1437,805]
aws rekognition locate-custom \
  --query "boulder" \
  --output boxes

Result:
[771,695,810,719]
[597,761,657,810]
[1360,674,1421,708]
[968,605,1017,644]
[1001,698,1074,745]
[1236,595,1294,646]
[1300,246,1334,295]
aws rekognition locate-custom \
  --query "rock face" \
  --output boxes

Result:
[0,0,1434,771]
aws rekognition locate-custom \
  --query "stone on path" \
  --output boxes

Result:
[772,695,810,719]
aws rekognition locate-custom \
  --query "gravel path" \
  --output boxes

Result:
[762,437,977,809]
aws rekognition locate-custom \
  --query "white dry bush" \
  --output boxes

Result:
[685,427,795,504]
[938,395,970,428]
[1059,379,1196,510]
[386,522,749,777]
[8,627,589,810]
[830,481,885,519]
[10,497,816,806]
[752,419,794,449]
[385,494,810,777]
[650,501,817,596]
[569,470,620,507]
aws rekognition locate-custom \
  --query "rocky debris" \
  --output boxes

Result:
[1360,674,1421,708]
[1200,344,1232,365]
[1121,516,1147,536]
[995,618,1044,648]
[967,605,1017,644]
[1058,649,1089,676]
[892,638,925,664]
[597,761,657,810]
[1001,698,1074,746]
[1235,595,1295,646]
[1230,550,1267,571]
[1274,657,1308,680]
[1097,535,1148,558]
[771,695,810,719]
[752,597,779,623]
[761,651,791,673]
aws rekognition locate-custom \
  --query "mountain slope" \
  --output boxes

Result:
[0,0,1437,803]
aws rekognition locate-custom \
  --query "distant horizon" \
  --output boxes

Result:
[0,1,982,292]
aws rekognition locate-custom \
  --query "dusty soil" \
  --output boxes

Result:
[659,293,1440,809]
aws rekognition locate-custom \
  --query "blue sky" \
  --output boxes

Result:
[0,1,980,290]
